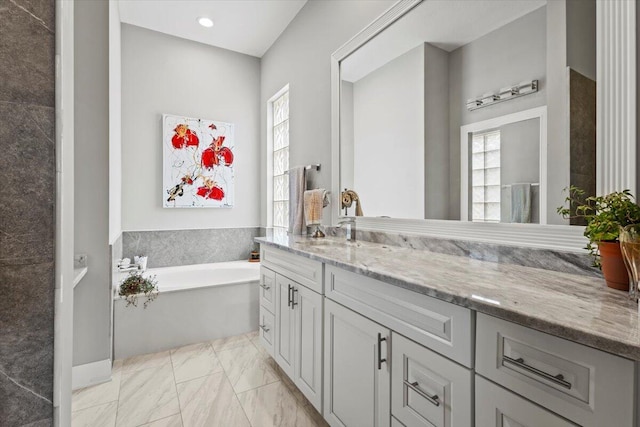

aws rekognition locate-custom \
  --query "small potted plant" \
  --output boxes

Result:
[118,271,159,308]
[558,186,640,290]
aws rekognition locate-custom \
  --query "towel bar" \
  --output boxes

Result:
[284,164,321,174]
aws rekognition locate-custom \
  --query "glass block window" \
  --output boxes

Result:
[471,130,500,222]
[272,91,289,231]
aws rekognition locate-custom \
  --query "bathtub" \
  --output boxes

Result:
[113,260,260,359]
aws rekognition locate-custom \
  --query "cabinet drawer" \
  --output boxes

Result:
[391,333,472,427]
[261,246,323,294]
[476,376,577,427]
[258,304,275,358]
[325,264,473,367]
[476,313,634,427]
[260,266,276,313]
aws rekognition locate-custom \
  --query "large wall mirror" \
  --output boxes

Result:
[331,0,636,251]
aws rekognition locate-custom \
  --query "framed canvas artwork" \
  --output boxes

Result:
[162,114,235,208]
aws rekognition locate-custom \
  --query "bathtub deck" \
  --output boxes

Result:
[71,331,328,427]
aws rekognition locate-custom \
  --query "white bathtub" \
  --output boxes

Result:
[147,261,260,292]
[114,260,260,359]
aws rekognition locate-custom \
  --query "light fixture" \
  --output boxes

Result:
[467,80,538,111]
[197,17,214,28]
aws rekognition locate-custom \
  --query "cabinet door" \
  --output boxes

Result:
[324,298,390,427]
[293,284,323,412]
[275,274,296,378]
[259,266,276,313]
[476,376,578,427]
[258,304,275,358]
[391,333,472,427]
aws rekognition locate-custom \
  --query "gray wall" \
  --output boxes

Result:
[260,0,396,226]
[74,0,112,366]
[121,24,261,232]
[424,43,450,220]
[353,44,425,218]
[500,119,541,223]
[0,0,56,425]
[122,228,262,268]
[449,6,547,220]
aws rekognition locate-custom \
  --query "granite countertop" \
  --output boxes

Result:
[256,235,640,361]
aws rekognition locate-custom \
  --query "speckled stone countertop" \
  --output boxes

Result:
[256,235,640,361]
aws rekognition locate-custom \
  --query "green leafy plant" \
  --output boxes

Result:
[118,271,159,308]
[557,186,640,267]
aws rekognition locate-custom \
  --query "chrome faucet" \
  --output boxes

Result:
[337,217,357,242]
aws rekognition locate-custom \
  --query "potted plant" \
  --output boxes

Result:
[118,271,159,308]
[558,186,640,290]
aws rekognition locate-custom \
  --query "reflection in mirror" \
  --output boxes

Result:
[339,0,596,225]
[461,110,544,224]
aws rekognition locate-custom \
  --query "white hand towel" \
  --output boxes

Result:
[510,183,531,223]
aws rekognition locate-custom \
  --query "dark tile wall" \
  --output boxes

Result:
[569,68,597,226]
[0,0,55,426]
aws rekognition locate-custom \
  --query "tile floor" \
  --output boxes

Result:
[71,331,329,427]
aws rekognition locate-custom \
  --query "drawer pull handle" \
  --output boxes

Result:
[287,284,292,307]
[260,283,270,290]
[291,287,298,308]
[259,324,270,333]
[377,333,387,370]
[503,355,572,389]
[404,380,440,407]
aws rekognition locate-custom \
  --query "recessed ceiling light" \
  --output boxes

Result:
[198,17,214,28]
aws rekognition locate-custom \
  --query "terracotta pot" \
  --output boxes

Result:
[598,241,630,291]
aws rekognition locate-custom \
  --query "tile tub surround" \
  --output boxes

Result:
[71,331,328,427]
[257,235,640,360]
[0,0,56,425]
[122,228,263,268]
[326,227,600,277]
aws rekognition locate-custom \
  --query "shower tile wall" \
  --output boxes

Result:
[0,0,56,425]
[122,228,263,268]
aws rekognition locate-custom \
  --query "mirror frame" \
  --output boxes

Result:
[330,0,637,252]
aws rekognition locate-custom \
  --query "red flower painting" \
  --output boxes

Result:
[171,124,199,149]
[163,115,235,208]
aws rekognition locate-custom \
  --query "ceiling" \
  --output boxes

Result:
[341,0,547,82]
[118,0,308,58]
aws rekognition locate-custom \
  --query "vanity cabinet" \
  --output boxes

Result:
[324,298,391,427]
[391,333,472,427]
[261,247,324,412]
[475,376,577,427]
[476,313,635,427]
[258,243,639,427]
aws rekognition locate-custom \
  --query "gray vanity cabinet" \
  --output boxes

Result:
[275,274,297,378]
[273,272,324,411]
[261,247,325,413]
[324,298,391,427]
[391,333,472,427]
[475,376,577,427]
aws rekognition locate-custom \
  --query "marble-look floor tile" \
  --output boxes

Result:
[244,330,259,340]
[170,342,223,383]
[71,401,117,427]
[72,360,122,411]
[116,363,179,427]
[141,414,183,427]
[237,381,322,427]
[121,350,171,373]
[176,372,250,427]
[216,341,279,393]
[211,334,252,352]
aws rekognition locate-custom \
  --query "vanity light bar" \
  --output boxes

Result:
[466,80,538,111]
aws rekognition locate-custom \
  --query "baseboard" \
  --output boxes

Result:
[72,358,112,390]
